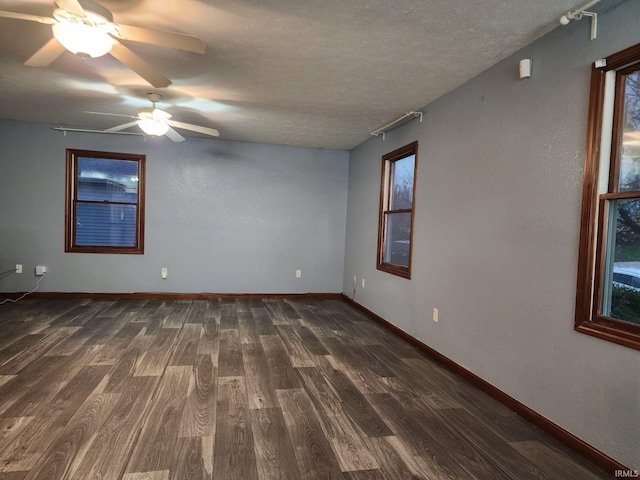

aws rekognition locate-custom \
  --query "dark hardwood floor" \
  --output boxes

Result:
[0,298,609,479]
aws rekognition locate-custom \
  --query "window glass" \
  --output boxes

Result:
[77,158,139,202]
[620,71,640,192]
[390,155,415,210]
[75,203,138,247]
[384,213,412,268]
[602,197,640,324]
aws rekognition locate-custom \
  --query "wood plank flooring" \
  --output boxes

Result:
[0,298,609,479]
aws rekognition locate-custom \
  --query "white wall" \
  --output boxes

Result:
[343,0,639,469]
[0,120,349,293]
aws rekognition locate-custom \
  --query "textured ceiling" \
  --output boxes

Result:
[0,0,588,150]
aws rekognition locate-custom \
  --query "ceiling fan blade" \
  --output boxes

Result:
[85,111,138,119]
[109,40,171,88]
[169,120,220,137]
[0,11,56,24]
[55,0,85,16]
[25,38,66,67]
[165,127,185,142]
[104,121,139,133]
[112,24,206,54]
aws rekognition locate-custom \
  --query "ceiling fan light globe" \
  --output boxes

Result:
[52,22,113,58]
[152,108,171,121]
[138,118,169,136]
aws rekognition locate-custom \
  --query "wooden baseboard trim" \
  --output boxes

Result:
[341,294,628,476]
[2,292,343,300]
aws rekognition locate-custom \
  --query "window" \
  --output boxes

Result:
[65,149,145,254]
[377,141,418,278]
[576,43,640,349]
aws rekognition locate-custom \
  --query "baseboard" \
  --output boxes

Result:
[341,294,628,476]
[2,292,343,300]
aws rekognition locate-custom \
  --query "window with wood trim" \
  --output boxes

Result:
[65,149,145,254]
[377,141,418,278]
[576,43,640,350]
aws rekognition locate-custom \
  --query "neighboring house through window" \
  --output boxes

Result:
[65,149,145,254]
[377,141,418,278]
[576,42,640,350]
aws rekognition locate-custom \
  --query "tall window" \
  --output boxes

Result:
[65,149,145,254]
[576,43,640,350]
[377,141,418,278]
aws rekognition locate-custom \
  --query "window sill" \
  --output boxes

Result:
[575,319,640,351]
[377,262,411,279]
[66,246,144,254]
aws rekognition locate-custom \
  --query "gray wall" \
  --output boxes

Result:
[0,120,348,293]
[343,0,639,469]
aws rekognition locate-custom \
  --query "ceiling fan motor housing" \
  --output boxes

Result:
[77,0,113,22]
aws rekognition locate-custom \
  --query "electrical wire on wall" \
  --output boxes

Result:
[0,268,46,305]
[0,268,18,278]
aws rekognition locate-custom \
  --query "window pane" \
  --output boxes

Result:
[620,70,640,192]
[75,202,138,247]
[390,154,415,210]
[603,198,640,324]
[77,157,139,202]
[383,212,411,267]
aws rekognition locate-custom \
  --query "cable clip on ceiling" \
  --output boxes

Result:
[559,0,602,40]
[370,111,423,141]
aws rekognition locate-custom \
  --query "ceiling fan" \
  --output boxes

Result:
[86,93,220,142]
[0,0,206,88]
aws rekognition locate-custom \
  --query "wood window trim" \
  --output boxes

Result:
[65,149,146,254]
[575,43,640,350]
[377,141,418,279]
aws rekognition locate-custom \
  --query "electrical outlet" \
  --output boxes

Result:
[353,275,357,284]
[433,308,439,323]
[361,278,365,288]
[161,267,168,279]
[15,264,22,274]
[35,265,47,276]
[296,269,302,278]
